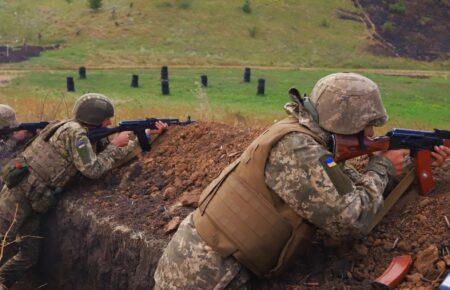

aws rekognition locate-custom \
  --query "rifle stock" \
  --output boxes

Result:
[332,135,390,162]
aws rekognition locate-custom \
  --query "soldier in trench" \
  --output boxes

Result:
[0,105,34,189]
[153,72,450,289]
[0,93,167,289]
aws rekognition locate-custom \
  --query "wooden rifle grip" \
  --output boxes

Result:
[415,150,435,195]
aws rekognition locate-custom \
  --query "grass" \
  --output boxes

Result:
[1,68,448,130]
[0,0,448,70]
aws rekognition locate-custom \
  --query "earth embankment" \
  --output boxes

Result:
[20,122,449,289]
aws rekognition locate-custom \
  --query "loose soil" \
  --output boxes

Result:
[0,45,58,63]
[22,122,450,289]
[355,0,450,61]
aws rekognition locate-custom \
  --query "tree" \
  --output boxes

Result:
[88,0,102,11]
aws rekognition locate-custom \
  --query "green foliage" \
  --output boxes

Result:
[242,0,251,14]
[177,1,191,9]
[382,21,393,33]
[87,0,102,10]
[157,1,173,8]
[319,19,330,28]
[389,1,406,14]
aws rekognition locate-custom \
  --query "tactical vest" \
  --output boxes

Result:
[193,117,326,277]
[21,120,78,188]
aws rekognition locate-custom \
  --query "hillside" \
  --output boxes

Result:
[0,0,448,70]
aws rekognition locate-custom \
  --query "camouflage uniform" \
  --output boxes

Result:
[154,73,396,289]
[0,120,137,288]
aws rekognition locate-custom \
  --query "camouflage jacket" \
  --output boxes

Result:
[12,120,137,213]
[264,103,396,240]
[47,120,137,180]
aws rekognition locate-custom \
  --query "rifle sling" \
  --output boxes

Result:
[366,169,415,234]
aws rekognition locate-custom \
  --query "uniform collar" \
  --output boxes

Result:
[283,102,331,144]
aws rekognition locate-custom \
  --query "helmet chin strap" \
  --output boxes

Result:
[302,96,319,123]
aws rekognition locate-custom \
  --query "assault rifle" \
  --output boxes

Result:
[331,128,450,195]
[87,117,195,152]
[0,122,49,137]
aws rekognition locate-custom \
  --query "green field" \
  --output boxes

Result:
[0,0,448,70]
[1,68,448,130]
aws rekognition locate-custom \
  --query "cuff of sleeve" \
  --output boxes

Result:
[366,155,396,178]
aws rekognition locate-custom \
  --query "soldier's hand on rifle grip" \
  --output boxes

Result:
[431,145,450,167]
[379,149,410,177]
[111,131,132,147]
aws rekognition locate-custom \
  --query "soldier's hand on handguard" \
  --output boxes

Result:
[12,129,32,141]
[111,131,132,147]
[146,121,168,135]
[431,145,450,167]
[378,149,410,177]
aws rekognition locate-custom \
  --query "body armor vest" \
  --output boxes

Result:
[21,120,78,188]
[193,117,326,277]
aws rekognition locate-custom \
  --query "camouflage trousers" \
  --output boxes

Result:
[154,212,252,290]
[0,185,41,288]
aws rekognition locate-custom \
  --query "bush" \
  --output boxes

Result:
[157,1,173,8]
[320,19,330,28]
[242,0,251,14]
[389,1,406,14]
[87,0,102,10]
[381,21,394,33]
[177,1,191,9]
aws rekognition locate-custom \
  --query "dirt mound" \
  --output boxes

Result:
[356,0,449,61]
[69,122,264,237]
[27,122,449,289]
[0,45,58,63]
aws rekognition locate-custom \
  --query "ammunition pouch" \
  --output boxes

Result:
[1,159,30,189]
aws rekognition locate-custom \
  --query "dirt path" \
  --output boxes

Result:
[1,65,449,77]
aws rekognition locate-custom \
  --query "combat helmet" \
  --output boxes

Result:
[0,104,18,129]
[73,93,115,126]
[307,72,388,135]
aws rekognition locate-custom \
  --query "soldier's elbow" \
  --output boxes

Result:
[80,169,104,179]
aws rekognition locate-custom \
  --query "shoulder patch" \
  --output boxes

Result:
[75,135,93,165]
[319,154,353,195]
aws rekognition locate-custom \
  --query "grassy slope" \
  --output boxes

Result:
[1,68,448,129]
[0,0,447,70]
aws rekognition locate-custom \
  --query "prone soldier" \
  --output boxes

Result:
[153,72,449,289]
[0,93,166,289]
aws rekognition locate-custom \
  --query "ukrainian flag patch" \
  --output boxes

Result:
[76,140,86,149]
[325,157,337,168]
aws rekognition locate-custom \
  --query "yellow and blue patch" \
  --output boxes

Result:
[325,157,337,168]
[76,140,86,149]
